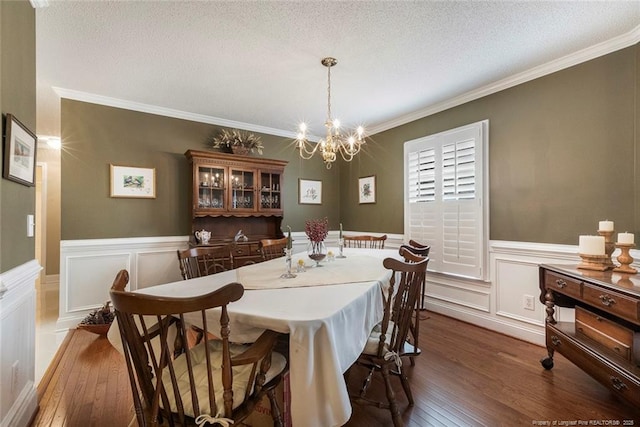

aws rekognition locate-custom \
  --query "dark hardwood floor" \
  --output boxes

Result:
[31,312,640,427]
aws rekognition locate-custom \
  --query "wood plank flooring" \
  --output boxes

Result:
[31,312,640,427]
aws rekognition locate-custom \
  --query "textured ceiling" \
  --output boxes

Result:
[35,1,640,140]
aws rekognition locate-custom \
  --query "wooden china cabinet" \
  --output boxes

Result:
[185,149,288,266]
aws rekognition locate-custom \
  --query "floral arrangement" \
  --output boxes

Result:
[305,217,329,243]
[212,129,264,155]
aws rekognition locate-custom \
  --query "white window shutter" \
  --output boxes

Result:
[404,120,488,281]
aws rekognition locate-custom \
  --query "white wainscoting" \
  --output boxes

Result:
[58,236,190,331]
[425,240,640,346]
[58,234,628,348]
[0,260,41,427]
[57,232,402,331]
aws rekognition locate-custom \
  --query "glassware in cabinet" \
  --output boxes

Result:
[197,166,225,209]
[260,171,282,209]
[230,169,255,210]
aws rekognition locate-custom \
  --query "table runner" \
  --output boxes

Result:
[236,254,390,289]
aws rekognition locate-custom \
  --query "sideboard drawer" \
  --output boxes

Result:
[233,243,261,257]
[575,306,633,362]
[582,283,640,324]
[544,271,582,299]
[546,324,640,407]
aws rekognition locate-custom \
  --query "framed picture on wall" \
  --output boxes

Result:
[110,164,156,198]
[298,179,322,204]
[3,114,37,187]
[358,175,376,204]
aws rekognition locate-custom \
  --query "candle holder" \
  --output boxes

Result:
[613,243,637,274]
[597,230,616,269]
[577,253,611,271]
[280,248,297,279]
[337,238,346,258]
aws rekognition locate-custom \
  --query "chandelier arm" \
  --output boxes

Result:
[297,139,321,159]
[338,147,356,162]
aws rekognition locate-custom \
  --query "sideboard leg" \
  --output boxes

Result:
[540,348,555,370]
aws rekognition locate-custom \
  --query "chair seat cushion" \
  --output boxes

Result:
[363,321,418,358]
[363,321,395,356]
[160,339,287,418]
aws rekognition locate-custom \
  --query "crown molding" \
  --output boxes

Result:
[369,24,640,135]
[29,0,49,8]
[52,87,302,140]
[52,24,639,141]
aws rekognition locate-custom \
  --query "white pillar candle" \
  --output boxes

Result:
[598,220,614,232]
[578,235,605,255]
[617,232,634,244]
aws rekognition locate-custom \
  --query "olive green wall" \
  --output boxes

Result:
[0,0,36,273]
[341,44,639,245]
[60,100,341,239]
[62,44,639,246]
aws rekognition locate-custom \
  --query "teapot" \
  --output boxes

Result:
[194,229,211,244]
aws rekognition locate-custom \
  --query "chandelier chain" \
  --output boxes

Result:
[326,64,332,122]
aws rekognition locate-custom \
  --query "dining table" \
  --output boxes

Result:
[108,247,401,427]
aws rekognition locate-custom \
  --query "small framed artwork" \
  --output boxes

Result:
[110,164,156,198]
[358,175,376,204]
[298,178,322,204]
[3,114,37,186]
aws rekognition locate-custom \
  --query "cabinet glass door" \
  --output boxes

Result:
[197,166,225,210]
[259,171,282,210]
[230,168,255,210]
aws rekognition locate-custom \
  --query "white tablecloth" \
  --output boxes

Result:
[109,247,400,427]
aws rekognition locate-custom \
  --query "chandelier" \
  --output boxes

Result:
[295,57,366,169]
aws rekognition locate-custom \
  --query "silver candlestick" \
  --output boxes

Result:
[337,238,346,258]
[281,248,297,278]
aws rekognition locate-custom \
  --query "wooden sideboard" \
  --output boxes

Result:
[539,264,640,407]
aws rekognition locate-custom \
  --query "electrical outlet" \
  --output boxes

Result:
[11,361,19,393]
[523,294,535,311]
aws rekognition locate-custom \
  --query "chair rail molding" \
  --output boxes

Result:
[58,234,601,347]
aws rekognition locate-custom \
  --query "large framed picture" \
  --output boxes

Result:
[298,178,322,204]
[358,175,376,204]
[3,114,37,186]
[110,164,156,198]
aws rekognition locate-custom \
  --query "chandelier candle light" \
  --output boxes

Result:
[295,57,366,169]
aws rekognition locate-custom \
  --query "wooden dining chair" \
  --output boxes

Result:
[343,234,387,249]
[349,255,429,427]
[398,246,429,366]
[259,237,288,261]
[111,269,130,292]
[110,276,287,427]
[408,239,430,253]
[403,241,430,310]
[176,244,233,280]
